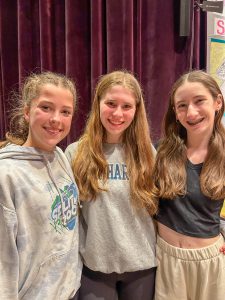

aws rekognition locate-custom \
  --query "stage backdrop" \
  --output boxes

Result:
[0,0,206,148]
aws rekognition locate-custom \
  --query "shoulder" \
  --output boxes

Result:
[0,143,17,156]
[65,142,79,164]
[0,161,17,210]
[65,142,79,154]
[0,149,19,169]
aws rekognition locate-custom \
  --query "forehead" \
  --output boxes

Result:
[32,84,74,109]
[174,81,211,102]
[103,85,135,100]
[38,83,72,97]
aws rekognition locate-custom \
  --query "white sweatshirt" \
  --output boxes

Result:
[66,142,157,274]
[0,144,82,300]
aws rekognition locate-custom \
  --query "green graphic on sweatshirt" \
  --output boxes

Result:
[50,182,78,233]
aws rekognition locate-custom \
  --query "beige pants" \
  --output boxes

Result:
[154,234,225,300]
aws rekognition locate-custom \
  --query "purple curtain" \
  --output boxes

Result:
[0,0,206,148]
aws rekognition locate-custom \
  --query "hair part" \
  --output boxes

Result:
[0,71,77,147]
[72,70,158,215]
[153,70,225,200]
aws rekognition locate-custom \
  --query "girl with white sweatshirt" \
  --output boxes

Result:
[0,72,82,300]
[66,70,158,300]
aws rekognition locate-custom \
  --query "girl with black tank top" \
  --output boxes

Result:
[153,70,225,300]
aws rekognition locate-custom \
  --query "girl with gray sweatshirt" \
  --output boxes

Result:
[0,72,82,300]
[66,70,158,300]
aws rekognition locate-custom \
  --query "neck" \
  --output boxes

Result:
[186,137,210,164]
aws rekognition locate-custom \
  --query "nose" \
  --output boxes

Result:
[113,106,123,117]
[50,111,61,124]
[186,104,198,119]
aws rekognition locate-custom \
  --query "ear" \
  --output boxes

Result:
[215,94,223,111]
[23,105,30,122]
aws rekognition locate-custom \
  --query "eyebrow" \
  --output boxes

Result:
[39,100,73,109]
[175,95,206,104]
[104,98,134,104]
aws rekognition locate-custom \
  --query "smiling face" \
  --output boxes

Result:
[23,84,74,151]
[174,81,222,142]
[99,85,136,143]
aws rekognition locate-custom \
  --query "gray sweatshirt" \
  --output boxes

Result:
[0,144,82,300]
[66,142,157,274]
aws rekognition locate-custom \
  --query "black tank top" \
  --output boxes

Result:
[156,160,224,238]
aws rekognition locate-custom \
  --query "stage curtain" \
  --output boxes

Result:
[0,0,205,148]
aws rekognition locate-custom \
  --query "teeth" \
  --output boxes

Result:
[45,128,61,133]
[188,118,203,125]
[109,120,123,125]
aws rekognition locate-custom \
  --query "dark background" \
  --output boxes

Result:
[0,0,206,148]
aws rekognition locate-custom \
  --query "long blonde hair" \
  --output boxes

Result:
[72,70,157,215]
[153,70,225,200]
[0,71,76,147]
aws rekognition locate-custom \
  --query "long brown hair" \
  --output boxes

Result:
[153,70,225,200]
[0,71,77,148]
[72,70,157,215]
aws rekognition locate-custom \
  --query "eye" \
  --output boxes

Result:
[176,103,187,110]
[196,98,204,104]
[40,105,51,111]
[106,101,116,107]
[123,104,133,110]
[62,110,72,116]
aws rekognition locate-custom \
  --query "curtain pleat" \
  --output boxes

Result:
[90,0,106,91]
[0,0,19,137]
[18,1,41,80]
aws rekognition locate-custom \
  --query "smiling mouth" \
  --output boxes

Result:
[187,117,204,126]
[108,120,124,125]
[44,127,62,134]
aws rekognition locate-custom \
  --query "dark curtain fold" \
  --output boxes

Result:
[0,0,206,147]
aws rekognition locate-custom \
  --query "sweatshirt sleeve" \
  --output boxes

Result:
[0,182,19,299]
[0,204,19,300]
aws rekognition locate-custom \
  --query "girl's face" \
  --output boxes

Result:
[23,84,74,151]
[99,85,136,143]
[174,81,222,142]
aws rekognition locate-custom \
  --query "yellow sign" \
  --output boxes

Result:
[221,200,225,218]
[209,38,225,126]
[209,38,225,89]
